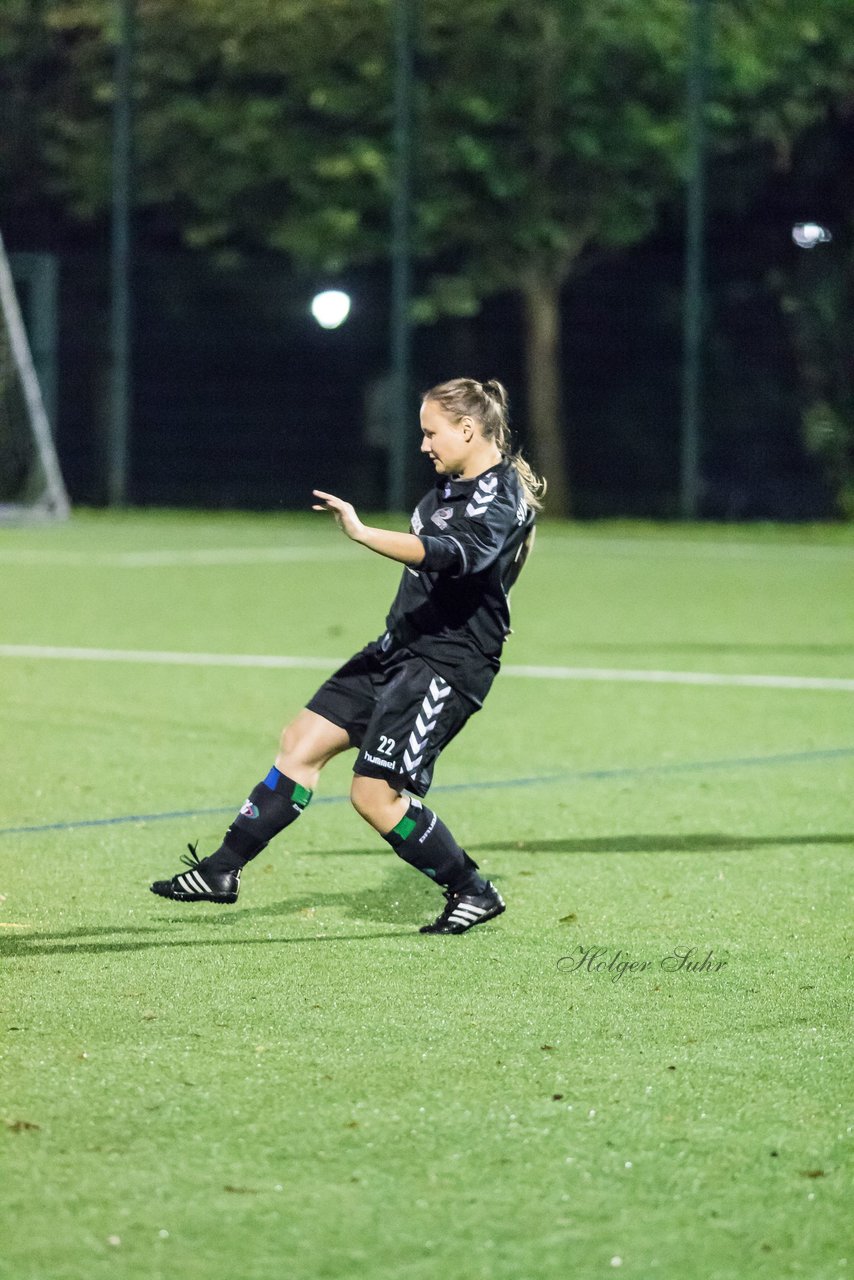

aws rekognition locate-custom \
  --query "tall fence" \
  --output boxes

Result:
[31,241,832,518]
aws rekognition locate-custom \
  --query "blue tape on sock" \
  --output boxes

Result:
[263,766,282,791]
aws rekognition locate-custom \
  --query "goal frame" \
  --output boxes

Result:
[0,229,70,522]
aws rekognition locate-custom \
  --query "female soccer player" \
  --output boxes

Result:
[151,378,545,934]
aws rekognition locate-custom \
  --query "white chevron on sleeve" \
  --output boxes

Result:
[465,482,498,517]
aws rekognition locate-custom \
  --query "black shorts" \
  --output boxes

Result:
[306,642,475,797]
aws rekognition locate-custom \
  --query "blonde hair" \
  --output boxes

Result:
[421,378,547,511]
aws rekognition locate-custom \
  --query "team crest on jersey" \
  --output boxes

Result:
[431,506,453,529]
[411,508,424,534]
[465,471,499,517]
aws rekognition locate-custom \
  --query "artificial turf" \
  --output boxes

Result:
[1,512,852,1280]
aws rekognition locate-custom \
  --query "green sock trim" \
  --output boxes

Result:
[392,813,417,841]
[292,783,313,807]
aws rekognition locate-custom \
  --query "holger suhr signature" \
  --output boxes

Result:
[557,945,729,982]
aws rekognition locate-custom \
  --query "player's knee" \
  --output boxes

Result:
[278,718,303,764]
[276,718,322,780]
[350,775,398,831]
[349,776,373,821]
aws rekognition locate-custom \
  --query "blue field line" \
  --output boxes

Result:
[2,745,854,839]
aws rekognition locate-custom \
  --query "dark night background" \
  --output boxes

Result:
[3,3,853,519]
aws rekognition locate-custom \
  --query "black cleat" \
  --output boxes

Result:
[150,844,240,904]
[419,882,505,935]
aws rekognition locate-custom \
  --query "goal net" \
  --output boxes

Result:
[0,230,70,522]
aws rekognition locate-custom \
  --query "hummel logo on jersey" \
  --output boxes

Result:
[465,472,499,517]
[403,676,451,775]
[431,506,453,529]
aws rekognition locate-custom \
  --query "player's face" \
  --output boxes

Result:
[419,399,472,476]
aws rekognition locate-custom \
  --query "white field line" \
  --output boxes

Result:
[0,645,337,671]
[0,546,357,567]
[530,537,854,563]
[2,538,854,568]
[502,664,854,691]
[1,644,853,691]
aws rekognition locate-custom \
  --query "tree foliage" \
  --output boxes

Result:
[414,0,689,511]
[411,0,854,511]
[1,0,853,511]
[25,0,393,268]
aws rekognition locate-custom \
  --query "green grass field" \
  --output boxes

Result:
[1,511,852,1280]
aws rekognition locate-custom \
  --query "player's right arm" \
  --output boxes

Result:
[312,490,426,567]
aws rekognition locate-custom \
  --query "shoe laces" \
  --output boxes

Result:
[179,841,204,870]
[432,891,462,923]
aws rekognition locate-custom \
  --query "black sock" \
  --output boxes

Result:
[205,767,312,871]
[382,799,486,894]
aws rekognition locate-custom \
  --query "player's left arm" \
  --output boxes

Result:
[312,490,426,567]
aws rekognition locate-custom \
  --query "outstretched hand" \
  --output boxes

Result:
[312,490,365,542]
[313,489,426,567]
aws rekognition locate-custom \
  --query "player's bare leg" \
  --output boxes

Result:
[276,709,350,791]
[349,775,410,834]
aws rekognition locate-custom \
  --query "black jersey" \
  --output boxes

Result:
[381,458,536,706]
